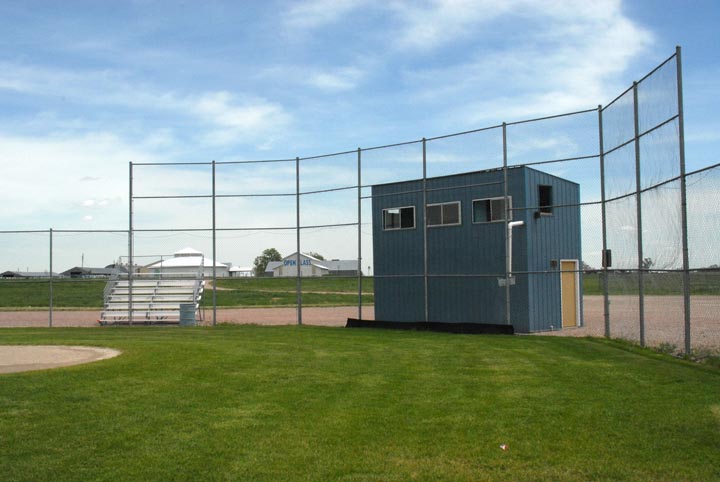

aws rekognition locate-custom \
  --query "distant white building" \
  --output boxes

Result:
[145,247,230,278]
[265,252,359,277]
[229,266,254,277]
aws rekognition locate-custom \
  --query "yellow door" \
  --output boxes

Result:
[561,260,578,328]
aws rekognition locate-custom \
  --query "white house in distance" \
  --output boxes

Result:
[265,252,359,277]
[145,247,230,278]
[229,266,254,277]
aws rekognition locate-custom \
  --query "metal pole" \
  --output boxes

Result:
[212,160,217,326]
[598,105,611,338]
[49,228,53,328]
[422,138,429,322]
[503,122,511,326]
[128,162,134,326]
[357,147,363,320]
[633,82,645,346]
[676,46,692,353]
[296,156,302,325]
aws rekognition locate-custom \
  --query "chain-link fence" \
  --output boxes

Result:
[1,47,717,353]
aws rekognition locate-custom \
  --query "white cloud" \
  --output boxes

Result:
[389,0,514,50]
[0,133,150,227]
[306,67,365,91]
[0,62,291,149]
[256,63,370,93]
[283,0,368,29]
[190,92,291,145]
[400,0,654,124]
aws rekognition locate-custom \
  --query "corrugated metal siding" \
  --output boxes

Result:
[428,277,505,324]
[524,169,582,331]
[372,180,425,277]
[371,180,426,322]
[425,170,510,276]
[374,277,425,322]
[371,166,579,332]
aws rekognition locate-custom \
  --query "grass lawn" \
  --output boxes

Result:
[213,277,373,307]
[0,277,373,309]
[583,271,720,296]
[1,326,719,481]
[0,279,106,309]
[3,272,718,309]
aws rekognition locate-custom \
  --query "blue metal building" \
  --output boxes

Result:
[371,166,582,333]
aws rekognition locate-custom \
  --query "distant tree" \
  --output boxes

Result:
[304,252,325,260]
[641,257,655,270]
[582,261,594,272]
[254,248,282,276]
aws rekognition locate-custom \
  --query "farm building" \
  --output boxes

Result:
[1,270,58,278]
[371,166,582,333]
[145,247,230,278]
[229,266,254,277]
[265,253,359,277]
[61,266,125,278]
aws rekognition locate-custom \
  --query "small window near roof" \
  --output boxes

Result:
[539,185,553,215]
[383,206,415,230]
[426,201,461,227]
[472,196,511,223]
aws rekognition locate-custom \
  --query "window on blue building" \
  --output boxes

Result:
[383,206,415,230]
[539,185,553,214]
[472,196,512,223]
[426,201,461,227]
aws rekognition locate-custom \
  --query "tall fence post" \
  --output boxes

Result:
[296,156,302,326]
[598,105,611,338]
[503,122,511,326]
[357,147,363,320]
[422,138,429,322]
[212,160,217,326]
[128,162,134,326]
[676,46,692,353]
[49,228,53,328]
[632,82,645,346]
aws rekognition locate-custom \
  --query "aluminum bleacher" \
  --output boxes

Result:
[100,271,204,325]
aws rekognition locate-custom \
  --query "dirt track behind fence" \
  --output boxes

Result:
[1,296,718,350]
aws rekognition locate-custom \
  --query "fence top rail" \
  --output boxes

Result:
[504,107,598,127]
[636,49,678,86]
[687,161,720,177]
[0,229,129,234]
[602,50,678,112]
[359,138,424,152]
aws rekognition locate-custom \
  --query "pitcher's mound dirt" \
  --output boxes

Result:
[0,345,121,374]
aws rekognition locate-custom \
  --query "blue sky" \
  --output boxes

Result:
[1,0,718,270]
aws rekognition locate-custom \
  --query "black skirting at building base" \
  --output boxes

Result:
[346,318,514,335]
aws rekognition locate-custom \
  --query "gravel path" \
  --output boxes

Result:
[1,296,717,349]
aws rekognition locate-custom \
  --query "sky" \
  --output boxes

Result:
[0,0,718,271]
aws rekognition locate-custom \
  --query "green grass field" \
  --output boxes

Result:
[1,272,718,309]
[1,326,719,481]
[582,271,720,296]
[0,279,107,309]
[0,277,374,309]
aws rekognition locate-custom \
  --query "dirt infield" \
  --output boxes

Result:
[550,295,720,349]
[0,306,365,328]
[0,345,121,374]
[1,296,718,349]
